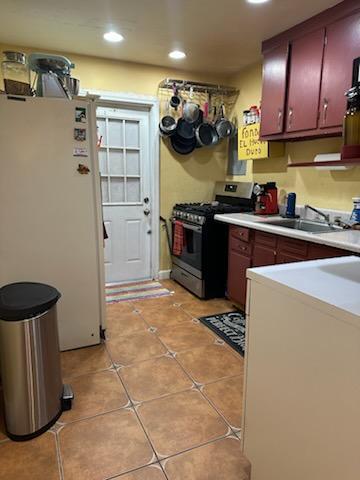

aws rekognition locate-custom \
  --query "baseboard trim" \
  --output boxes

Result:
[158,269,171,280]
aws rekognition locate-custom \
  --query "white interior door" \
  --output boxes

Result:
[97,106,152,284]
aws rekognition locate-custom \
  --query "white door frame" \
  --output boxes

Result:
[81,89,160,281]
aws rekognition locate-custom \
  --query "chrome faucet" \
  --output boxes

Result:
[304,204,330,224]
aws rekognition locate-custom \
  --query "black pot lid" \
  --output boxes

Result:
[0,282,61,321]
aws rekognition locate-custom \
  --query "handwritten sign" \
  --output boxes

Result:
[238,123,269,160]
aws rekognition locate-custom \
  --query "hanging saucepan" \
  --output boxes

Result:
[182,86,200,124]
[195,94,219,147]
[169,83,181,110]
[159,99,177,137]
[216,103,233,138]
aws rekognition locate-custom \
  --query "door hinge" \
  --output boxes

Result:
[99,326,106,340]
[324,35,328,46]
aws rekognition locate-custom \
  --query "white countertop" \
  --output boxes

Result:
[214,212,360,253]
[247,256,360,326]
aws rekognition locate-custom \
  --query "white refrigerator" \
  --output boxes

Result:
[0,95,105,350]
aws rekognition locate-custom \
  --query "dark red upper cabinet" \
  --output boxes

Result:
[319,13,360,129]
[260,44,289,137]
[286,29,325,133]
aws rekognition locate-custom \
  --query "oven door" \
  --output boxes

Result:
[172,221,203,278]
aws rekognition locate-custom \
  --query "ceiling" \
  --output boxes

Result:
[0,0,341,73]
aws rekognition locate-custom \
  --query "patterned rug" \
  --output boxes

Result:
[199,311,246,356]
[106,281,171,303]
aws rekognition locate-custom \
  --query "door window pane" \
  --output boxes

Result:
[125,121,139,148]
[126,178,141,203]
[109,149,124,175]
[126,150,140,176]
[110,178,125,202]
[98,149,107,174]
[108,119,123,148]
[101,177,109,203]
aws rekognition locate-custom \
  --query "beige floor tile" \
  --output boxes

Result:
[181,298,236,318]
[133,296,176,311]
[140,304,192,331]
[106,331,167,366]
[137,389,229,458]
[163,436,251,480]
[61,344,112,379]
[120,355,193,403]
[107,302,137,318]
[60,370,129,423]
[157,321,215,354]
[177,344,244,385]
[160,280,195,303]
[202,376,244,429]
[0,432,59,480]
[59,409,154,480]
[113,464,166,479]
[106,311,148,339]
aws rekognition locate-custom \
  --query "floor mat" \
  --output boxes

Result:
[106,281,171,303]
[199,311,246,356]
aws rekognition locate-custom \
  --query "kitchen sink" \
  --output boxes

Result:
[263,218,344,234]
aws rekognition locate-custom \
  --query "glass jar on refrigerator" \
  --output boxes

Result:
[2,51,31,96]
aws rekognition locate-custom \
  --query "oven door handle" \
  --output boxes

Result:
[173,221,202,233]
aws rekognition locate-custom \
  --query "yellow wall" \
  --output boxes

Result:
[227,62,360,211]
[0,43,229,271]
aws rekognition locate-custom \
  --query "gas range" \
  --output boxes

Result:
[170,181,255,299]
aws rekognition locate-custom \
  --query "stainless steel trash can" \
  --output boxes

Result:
[0,282,72,441]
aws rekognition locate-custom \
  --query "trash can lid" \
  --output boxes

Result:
[0,282,61,321]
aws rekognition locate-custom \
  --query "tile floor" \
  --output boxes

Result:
[0,280,250,480]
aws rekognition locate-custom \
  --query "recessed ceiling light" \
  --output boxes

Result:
[246,0,270,3]
[103,31,124,43]
[169,50,186,60]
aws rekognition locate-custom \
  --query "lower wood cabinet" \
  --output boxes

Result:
[276,252,305,264]
[227,250,251,306]
[253,244,276,267]
[226,225,350,306]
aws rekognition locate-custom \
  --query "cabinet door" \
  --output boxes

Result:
[307,243,347,260]
[286,29,325,133]
[260,44,289,136]
[276,252,305,264]
[252,244,276,267]
[320,13,360,129]
[227,250,251,306]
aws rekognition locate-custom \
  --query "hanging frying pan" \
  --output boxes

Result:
[182,87,200,124]
[216,103,233,138]
[195,96,218,147]
[170,134,196,155]
[176,117,195,140]
[169,83,181,110]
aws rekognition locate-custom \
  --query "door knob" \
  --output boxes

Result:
[144,209,150,216]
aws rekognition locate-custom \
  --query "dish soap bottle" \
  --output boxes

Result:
[350,197,360,223]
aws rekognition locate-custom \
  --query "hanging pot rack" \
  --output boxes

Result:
[158,78,239,96]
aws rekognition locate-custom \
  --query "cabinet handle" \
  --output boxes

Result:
[288,107,293,130]
[278,109,283,131]
[323,98,329,124]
